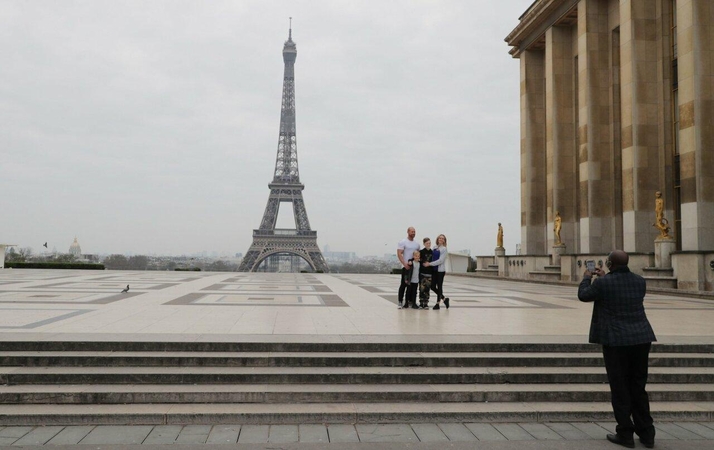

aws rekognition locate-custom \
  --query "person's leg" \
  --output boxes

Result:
[430,272,440,298]
[420,277,431,308]
[398,270,407,306]
[441,273,449,308]
[629,343,655,443]
[408,283,418,309]
[433,272,443,301]
[603,345,635,439]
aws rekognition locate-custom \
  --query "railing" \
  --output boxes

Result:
[253,229,317,237]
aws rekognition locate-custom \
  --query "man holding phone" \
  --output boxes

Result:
[578,250,657,449]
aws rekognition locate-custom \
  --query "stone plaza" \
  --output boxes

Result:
[1,269,714,447]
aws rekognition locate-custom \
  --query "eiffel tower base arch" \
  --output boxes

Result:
[237,234,328,273]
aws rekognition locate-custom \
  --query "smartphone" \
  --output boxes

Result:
[586,260,595,272]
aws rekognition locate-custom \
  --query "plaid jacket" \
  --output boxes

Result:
[578,266,656,346]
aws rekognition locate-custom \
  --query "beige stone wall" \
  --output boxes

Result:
[677,0,714,251]
[619,0,668,252]
[510,0,712,257]
[545,26,577,251]
[520,50,547,255]
[577,0,616,253]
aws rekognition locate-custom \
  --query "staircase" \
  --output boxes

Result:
[1,341,714,425]
[643,267,678,289]
[529,265,562,282]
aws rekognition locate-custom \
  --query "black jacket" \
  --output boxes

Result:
[578,266,656,346]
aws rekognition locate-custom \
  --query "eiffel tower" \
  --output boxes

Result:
[238,25,328,273]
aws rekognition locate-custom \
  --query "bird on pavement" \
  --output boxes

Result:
[121,285,129,293]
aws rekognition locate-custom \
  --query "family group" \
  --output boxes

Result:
[396,227,449,310]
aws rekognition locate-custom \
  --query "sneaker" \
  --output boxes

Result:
[398,303,403,309]
[444,298,450,309]
[433,304,440,310]
[411,304,419,309]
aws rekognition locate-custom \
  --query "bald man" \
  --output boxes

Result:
[397,227,420,309]
[578,250,657,449]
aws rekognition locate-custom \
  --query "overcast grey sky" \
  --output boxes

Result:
[1,0,533,258]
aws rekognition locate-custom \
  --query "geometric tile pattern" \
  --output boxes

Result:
[164,292,347,307]
[0,291,142,305]
[332,275,572,309]
[0,307,90,329]
[0,270,713,336]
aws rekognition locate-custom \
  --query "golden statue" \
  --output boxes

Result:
[554,211,562,245]
[497,223,504,248]
[653,191,671,239]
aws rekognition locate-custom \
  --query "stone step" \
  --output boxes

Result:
[2,383,714,404]
[0,401,712,425]
[3,366,714,385]
[644,277,678,289]
[1,341,711,353]
[529,271,562,282]
[543,265,561,272]
[2,351,713,367]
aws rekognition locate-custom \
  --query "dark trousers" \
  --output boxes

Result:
[602,343,655,441]
[398,269,408,304]
[406,282,418,306]
[419,276,431,306]
[431,271,445,300]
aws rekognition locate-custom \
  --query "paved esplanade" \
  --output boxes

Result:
[1,270,714,448]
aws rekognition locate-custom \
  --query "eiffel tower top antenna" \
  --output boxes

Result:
[289,17,292,39]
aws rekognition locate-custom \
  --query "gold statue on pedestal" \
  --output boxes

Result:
[653,191,671,239]
[497,223,504,248]
[554,211,562,245]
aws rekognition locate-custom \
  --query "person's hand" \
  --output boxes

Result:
[593,267,606,277]
[402,262,409,269]
[424,262,430,267]
[583,270,592,278]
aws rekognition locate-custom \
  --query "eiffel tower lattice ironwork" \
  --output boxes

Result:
[238,26,328,273]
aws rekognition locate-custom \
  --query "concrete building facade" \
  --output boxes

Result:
[500,0,714,291]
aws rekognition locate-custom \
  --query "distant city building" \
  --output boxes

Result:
[69,237,82,257]
[323,251,357,263]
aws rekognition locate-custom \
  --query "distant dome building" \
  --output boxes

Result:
[69,237,82,257]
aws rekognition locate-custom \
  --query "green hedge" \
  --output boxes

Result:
[5,262,105,270]
[175,267,202,271]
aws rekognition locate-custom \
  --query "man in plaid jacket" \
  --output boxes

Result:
[578,250,657,449]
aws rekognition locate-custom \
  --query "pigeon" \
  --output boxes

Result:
[43,242,48,248]
[121,285,130,293]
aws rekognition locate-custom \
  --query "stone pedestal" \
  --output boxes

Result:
[495,247,505,257]
[552,244,566,266]
[0,244,17,269]
[654,237,676,269]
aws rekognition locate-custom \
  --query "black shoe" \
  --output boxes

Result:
[411,304,419,309]
[444,298,450,309]
[432,304,440,310]
[606,434,635,449]
[639,438,654,448]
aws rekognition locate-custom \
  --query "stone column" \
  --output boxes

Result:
[0,245,15,269]
[677,0,714,251]
[545,26,577,252]
[520,49,547,255]
[577,0,615,254]
[619,0,665,252]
